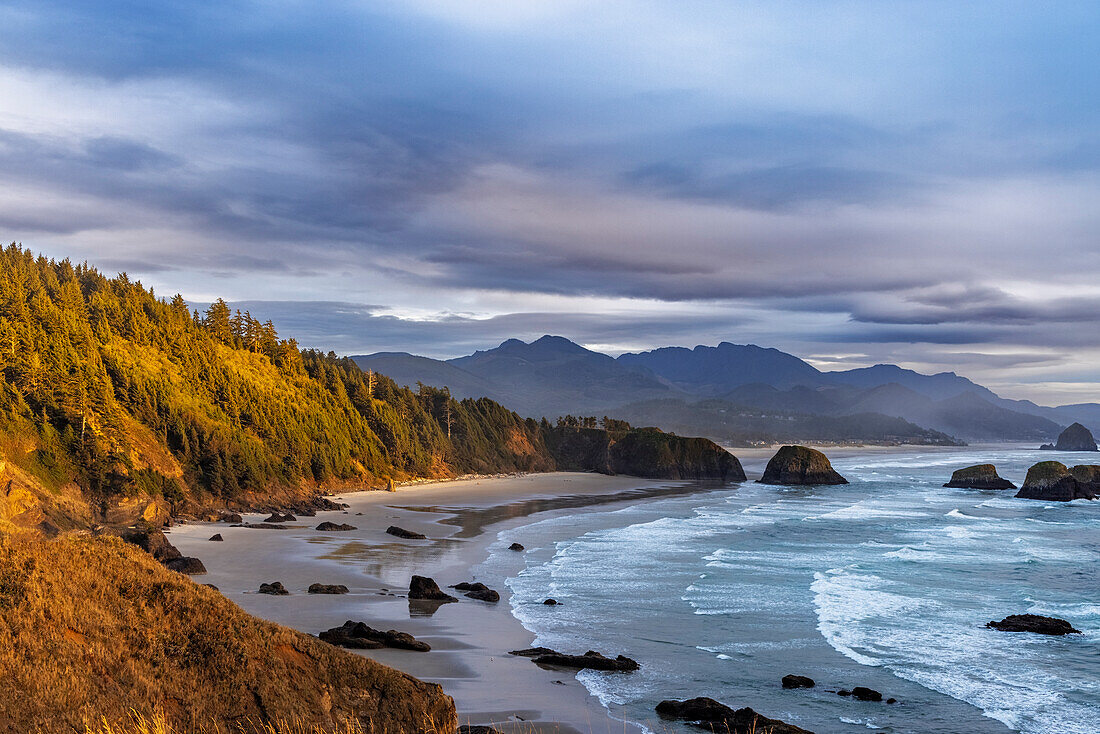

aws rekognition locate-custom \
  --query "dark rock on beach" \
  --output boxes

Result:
[208,533,223,541]
[656,698,812,734]
[316,521,357,531]
[458,727,502,734]
[264,512,296,523]
[450,582,500,602]
[387,525,427,540]
[319,620,431,651]
[1054,422,1098,451]
[246,522,290,529]
[532,650,639,672]
[758,445,847,486]
[1016,461,1097,501]
[782,674,815,689]
[943,464,1015,490]
[218,512,243,523]
[408,575,457,602]
[987,614,1080,635]
[258,581,289,595]
[164,556,207,575]
[509,646,638,672]
[508,542,525,551]
[308,583,349,594]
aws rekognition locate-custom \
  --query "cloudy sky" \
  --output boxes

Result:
[2,1,1099,405]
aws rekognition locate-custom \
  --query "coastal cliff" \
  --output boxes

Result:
[543,425,745,481]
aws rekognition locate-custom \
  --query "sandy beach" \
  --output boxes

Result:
[168,472,728,733]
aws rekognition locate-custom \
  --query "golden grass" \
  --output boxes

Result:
[0,535,455,734]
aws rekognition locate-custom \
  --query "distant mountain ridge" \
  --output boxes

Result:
[354,336,1098,444]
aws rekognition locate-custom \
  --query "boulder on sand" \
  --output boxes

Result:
[1016,461,1097,501]
[319,621,430,651]
[308,583,349,594]
[1053,423,1098,451]
[758,445,847,486]
[209,533,223,541]
[987,614,1080,635]
[408,575,457,602]
[449,582,500,603]
[387,525,427,540]
[655,698,812,734]
[218,512,243,523]
[120,527,181,563]
[943,464,1015,490]
[258,581,289,595]
[264,512,296,523]
[316,522,356,531]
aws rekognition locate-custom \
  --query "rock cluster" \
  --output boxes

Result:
[655,698,811,734]
[943,464,1015,490]
[758,445,847,485]
[264,512,296,523]
[319,621,431,651]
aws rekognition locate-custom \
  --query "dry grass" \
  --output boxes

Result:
[0,535,455,734]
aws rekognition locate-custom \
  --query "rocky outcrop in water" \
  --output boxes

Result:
[319,621,431,651]
[943,464,1015,490]
[758,445,847,485]
[508,542,525,551]
[782,675,815,689]
[987,614,1080,635]
[1016,462,1097,501]
[408,575,457,602]
[1053,423,1098,451]
[655,698,812,734]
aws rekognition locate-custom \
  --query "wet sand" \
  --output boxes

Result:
[169,472,725,733]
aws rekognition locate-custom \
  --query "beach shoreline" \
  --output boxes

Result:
[169,471,713,733]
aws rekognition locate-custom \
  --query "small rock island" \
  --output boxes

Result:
[1015,461,1098,502]
[1048,422,1098,452]
[943,464,1015,490]
[758,445,848,485]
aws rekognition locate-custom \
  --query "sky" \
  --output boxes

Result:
[1,1,1099,405]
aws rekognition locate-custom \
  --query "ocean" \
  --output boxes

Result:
[488,447,1100,733]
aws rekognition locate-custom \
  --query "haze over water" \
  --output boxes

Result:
[497,447,1100,734]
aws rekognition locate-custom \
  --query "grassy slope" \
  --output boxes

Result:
[0,535,456,734]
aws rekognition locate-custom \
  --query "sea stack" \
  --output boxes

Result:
[1053,423,1098,451]
[943,464,1015,490]
[1015,461,1097,502]
[758,445,847,485]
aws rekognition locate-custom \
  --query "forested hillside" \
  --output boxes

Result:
[0,245,561,531]
[0,245,735,534]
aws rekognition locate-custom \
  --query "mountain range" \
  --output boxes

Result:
[354,336,1099,445]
